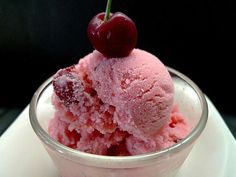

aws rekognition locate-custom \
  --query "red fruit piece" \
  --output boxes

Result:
[87,12,137,58]
[53,65,83,106]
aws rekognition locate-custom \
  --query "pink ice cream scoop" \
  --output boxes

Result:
[86,49,174,137]
[49,49,189,155]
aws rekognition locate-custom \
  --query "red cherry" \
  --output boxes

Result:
[53,66,83,106]
[87,12,137,58]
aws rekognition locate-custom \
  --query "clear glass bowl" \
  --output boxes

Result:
[29,67,208,177]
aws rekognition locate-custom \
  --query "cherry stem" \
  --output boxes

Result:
[104,0,112,21]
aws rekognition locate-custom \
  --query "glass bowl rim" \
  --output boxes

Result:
[29,67,208,168]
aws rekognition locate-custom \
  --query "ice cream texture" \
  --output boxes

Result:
[49,49,189,156]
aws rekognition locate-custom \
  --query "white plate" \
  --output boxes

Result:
[0,97,236,177]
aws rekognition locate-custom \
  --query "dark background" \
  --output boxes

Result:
[0,0,235,117]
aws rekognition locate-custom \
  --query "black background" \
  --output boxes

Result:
[0,0,235,115]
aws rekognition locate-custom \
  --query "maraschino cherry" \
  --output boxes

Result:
[87,0,137,58]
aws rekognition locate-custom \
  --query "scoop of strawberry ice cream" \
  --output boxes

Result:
[49,49,189,155]
[85,49,174,138]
